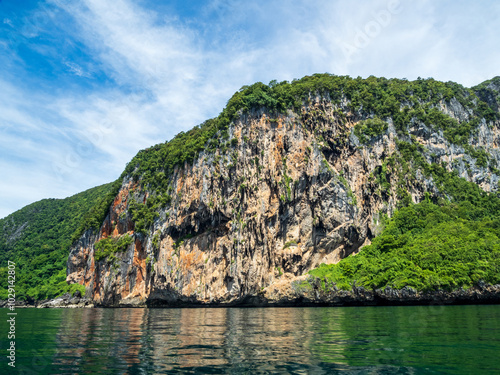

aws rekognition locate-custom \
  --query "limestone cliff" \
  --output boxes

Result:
[66,75,500,306]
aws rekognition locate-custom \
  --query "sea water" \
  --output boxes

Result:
[1,305,499,374]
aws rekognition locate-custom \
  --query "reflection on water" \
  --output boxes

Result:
[2,305,500,374]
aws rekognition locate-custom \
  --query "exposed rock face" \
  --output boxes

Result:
[67,93,500,307]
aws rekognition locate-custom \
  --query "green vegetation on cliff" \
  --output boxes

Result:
[310,121,500,292]
[124,74,498,189]
[0,183,114,300]
[2,74,500,300]
[94,234,134,262]
[353,116,388,143]
[122,75,499,191]
[70,179,122,243]
[309,174,500,291]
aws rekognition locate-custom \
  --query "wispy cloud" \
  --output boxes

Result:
[3,18,13,28]
[1,0,499,218]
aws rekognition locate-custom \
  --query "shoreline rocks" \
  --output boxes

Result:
[0,291,94,308]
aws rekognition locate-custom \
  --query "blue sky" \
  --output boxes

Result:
[1,0,499,218]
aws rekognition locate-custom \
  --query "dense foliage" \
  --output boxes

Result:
[114,74,500,291]
[94,234,134,262]
[309,174,500,291]
[473,76,500,112]
[353,116,387,143]
[104,74,499,236]
[310,128,500,292]
[70,179,122,243]
[0,183,114,300]
[2,74,500,298]
[123,75,499,189]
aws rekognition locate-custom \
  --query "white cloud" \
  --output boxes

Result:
[3,19,14,28]
[0,79,110,218]
[1,0,500,218]
[52,0,232,131]
[63,60,91,77]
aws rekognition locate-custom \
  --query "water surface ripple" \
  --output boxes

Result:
[1,305,499,374]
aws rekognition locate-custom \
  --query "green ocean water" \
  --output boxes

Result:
[1,305,499,374]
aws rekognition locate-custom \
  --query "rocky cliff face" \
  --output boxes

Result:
[67,77,500,306]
